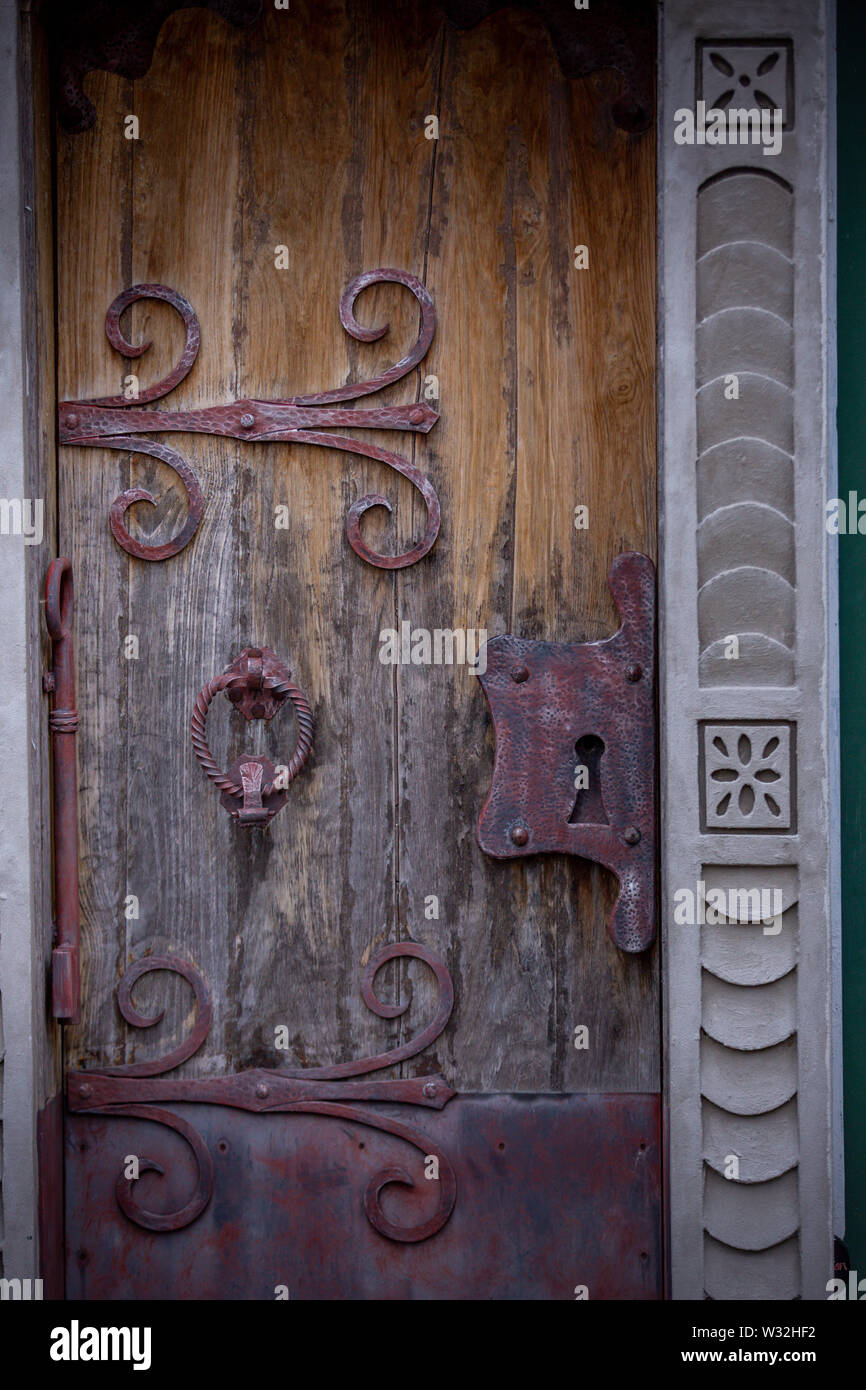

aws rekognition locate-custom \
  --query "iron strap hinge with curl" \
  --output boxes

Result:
[58,270,441,568]
[67,943,457,1244]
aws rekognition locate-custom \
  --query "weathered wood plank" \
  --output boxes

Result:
[400,9,658,1090]
[56,1,656,1096]
[57,69,134,1072]
[121,9,245,1076]
[230,0,444,1069]
[511,57,658,1092]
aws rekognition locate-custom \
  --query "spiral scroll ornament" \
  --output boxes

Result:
[58,270,441,567]
[67,943,458,1243]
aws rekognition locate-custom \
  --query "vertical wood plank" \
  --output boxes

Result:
[57,70,133,1071]
[120,10,244,1073]
[400,10,658,1089]
[510,60,658,1092]
[229,0,443,1067]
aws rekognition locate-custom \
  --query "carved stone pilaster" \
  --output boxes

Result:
[661,0,835,1300]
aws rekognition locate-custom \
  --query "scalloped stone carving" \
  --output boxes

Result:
[704,1233,800,1301]
[696,170,796,688]
[701,1035,798,1116]
[702,971,796,1050]
[703,1098,798,1183]
[704,1167,799,1250]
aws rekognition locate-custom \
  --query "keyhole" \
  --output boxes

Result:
[568,735,608,825]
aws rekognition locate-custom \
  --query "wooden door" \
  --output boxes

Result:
[52,0,658,1299]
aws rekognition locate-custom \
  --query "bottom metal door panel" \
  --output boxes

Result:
[65,1093,661,1300]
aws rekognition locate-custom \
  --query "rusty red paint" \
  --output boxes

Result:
[191,646,314,826]
[44,558,81,1020]
[64,1093,661,1299]
[59,272,440,568]
[37,1094,65,1300]
[67,944,458,1242]
[476,551,657,952]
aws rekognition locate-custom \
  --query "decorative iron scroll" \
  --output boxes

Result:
[67,943,457,1243]
[58,270,441,568]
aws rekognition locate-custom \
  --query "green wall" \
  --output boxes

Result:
[837,0,866,1271]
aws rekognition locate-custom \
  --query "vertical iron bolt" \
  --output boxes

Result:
[623,826,641,846]
[510,664,530,683]
[626,664,643,682]
[511,826,529,846]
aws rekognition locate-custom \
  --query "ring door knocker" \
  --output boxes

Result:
[191,647,314,826]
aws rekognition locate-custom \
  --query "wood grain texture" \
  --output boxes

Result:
[399,7,658,1089]
[57,65,134,1073]
[56,0,656,1093]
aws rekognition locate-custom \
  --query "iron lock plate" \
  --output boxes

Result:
[476,551,656,953]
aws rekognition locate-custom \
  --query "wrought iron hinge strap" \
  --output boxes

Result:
[58,271,441,569]
[68,943,457,1243]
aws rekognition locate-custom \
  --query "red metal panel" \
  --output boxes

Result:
[64,1093,661,1300]
[38,1094,65,1300]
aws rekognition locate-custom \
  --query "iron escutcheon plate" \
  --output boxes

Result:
[476,551,656,953]
[64,1093,661,1300]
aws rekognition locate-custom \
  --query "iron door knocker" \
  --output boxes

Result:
[191,647,314,826]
